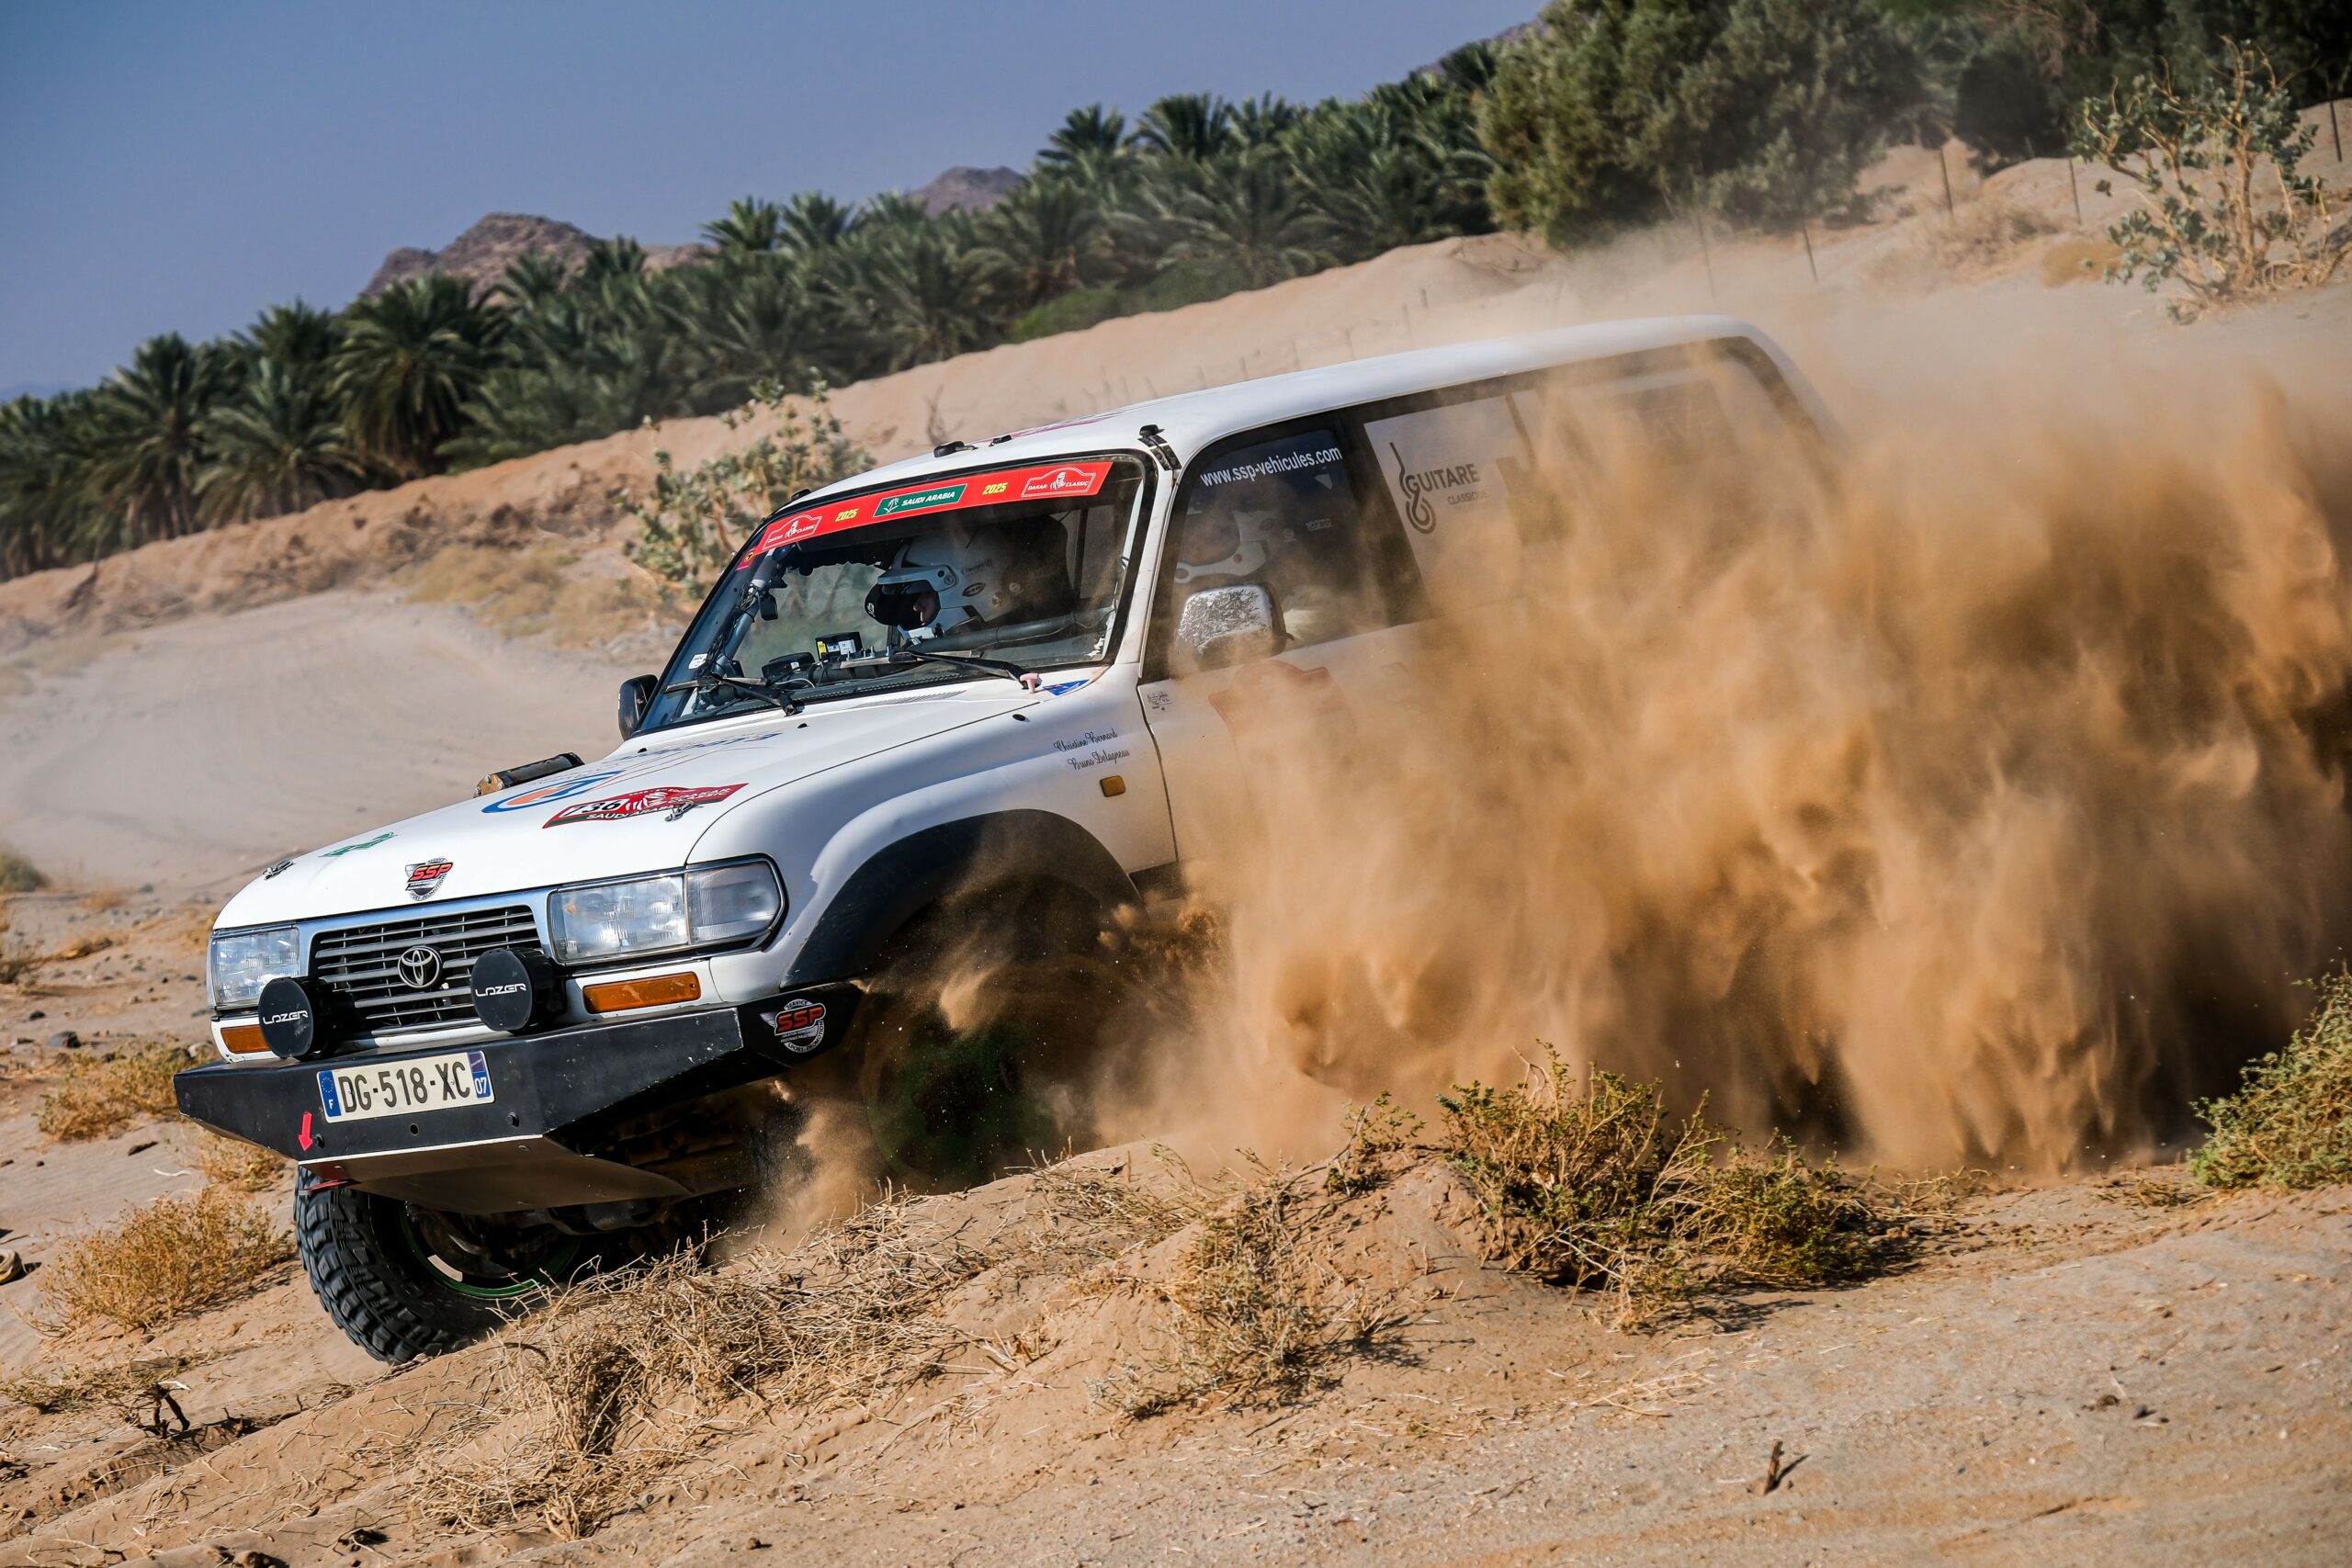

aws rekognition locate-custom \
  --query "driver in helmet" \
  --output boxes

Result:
[865,518,1077,644]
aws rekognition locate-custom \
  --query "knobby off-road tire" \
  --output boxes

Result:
[296,1181,583,1364]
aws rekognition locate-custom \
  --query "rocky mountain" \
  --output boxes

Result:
[910,165,1023,215]
[359,213,708,301]
[360,169,1026,302]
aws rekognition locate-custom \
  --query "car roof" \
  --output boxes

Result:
[798,314,1808,505]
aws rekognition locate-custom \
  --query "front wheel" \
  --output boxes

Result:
[295,1181,588,1363]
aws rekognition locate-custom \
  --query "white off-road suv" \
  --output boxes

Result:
[178,317,1829,1360]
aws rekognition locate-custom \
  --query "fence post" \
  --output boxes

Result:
[1938,141,1955,219]
[1693,209,1716,299]
[2066,156,2084,225]
[1800,218,1818,282]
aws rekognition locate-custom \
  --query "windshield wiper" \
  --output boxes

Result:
[662,668,808,716]
[886,648,1041,690]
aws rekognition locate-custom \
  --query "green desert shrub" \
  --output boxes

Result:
[2192,971,2352,1190]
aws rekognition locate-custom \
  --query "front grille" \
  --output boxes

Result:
[311,905,539,1036]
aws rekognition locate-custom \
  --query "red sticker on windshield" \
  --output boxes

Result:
[738,461,1114,566]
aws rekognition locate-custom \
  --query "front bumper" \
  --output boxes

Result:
[175,986,856,1214]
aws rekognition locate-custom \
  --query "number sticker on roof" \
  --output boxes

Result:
[739,460,1114,566]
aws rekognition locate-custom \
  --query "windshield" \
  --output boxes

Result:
[639,454,1150,734]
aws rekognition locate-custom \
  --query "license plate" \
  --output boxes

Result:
[317,1050,494,1122]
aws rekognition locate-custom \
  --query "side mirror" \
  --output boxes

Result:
[1175,583,1281,673]
[617,674,659,738]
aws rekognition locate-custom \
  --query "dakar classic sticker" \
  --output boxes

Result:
[738,461,1115,566]
[482,770,622,814]
[541,784,746,828]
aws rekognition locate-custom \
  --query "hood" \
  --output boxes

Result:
[216,685,1036,928]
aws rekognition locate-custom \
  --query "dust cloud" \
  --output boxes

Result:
[1105,319,2352,1174]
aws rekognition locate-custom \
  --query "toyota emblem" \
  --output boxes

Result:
[395,945,444,991]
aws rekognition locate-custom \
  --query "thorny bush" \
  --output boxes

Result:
[619,382,868,591]
[2192,969,2352,1190]
[2075,40,2346,318]
[1430,1053,1879,1325]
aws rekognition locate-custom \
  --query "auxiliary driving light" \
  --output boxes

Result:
[256,976,335,1059]
[469,945,562,1033]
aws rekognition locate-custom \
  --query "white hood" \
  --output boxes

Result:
[216,687,1035,928]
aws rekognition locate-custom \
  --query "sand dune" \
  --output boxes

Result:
[0,592,634,893]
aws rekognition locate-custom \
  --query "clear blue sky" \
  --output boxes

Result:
[0,1,1532,395]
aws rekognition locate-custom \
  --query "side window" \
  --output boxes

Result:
[1159,426,1397,671]
[1362,389,1551,614]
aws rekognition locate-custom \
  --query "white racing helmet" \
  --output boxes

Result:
[1172,501,1285,588]
[865,521,1073,637]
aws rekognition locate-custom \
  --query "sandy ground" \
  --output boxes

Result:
[0,110,2347,1564]
[0,593,636,895]
[0,974,2344,1568]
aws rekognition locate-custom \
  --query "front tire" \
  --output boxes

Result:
[295,1181,586,1363]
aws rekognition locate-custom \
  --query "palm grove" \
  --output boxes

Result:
[4,0,2345,581]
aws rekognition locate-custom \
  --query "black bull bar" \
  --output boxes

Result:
[174,988,856,1214]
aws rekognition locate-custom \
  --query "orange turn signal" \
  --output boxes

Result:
[220,1023,269,1055]
[582,972,702,1014]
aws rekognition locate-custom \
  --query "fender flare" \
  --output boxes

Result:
[780,809,1137,987]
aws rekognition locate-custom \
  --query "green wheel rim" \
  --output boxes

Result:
[397,1207,582,1302]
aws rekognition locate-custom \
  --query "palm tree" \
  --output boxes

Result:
[1040,104,1129,176]
[836,225,992,371]
[970,177,1113,307]
[332,275,499,478]
[1130,93,1233,161]
[779,191,854,254]
[237,300,342,377]
[197,357,366,522]
[1227,94,1303,151]
[1289,95,1494,262]
[491,252,571,312]
[1151,152,1328,288]
[0,392,97,576]
[854,192,932,235]
[84,333,227,544]
[577,235,647,286]
[669,251,836,408]
[702,197,786,254]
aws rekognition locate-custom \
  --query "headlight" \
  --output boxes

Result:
[208,925,300,1012]
[548,862,783,966]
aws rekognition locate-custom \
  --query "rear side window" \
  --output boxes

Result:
[1362,394,1554,612]
[1156,425,1402,667]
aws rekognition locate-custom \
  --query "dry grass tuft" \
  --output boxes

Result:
[36,1042,188,1142]
[79,887,127,913]
[33,1189,292,1335]
[1323,1093,1425,1197]
[0,846,47,894]
[418,1197,995,1537]
[1927,196,2063,272]
[193,1132,289,1193]
[1434,1052,1883,1325]
[406,543,661,645]
[1102,1159,1405,1417]
[417,1150,1376,1535]
[2193,971,2352,1190]
[0,1355,198,1415]
[1023,1152,1199,1271]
